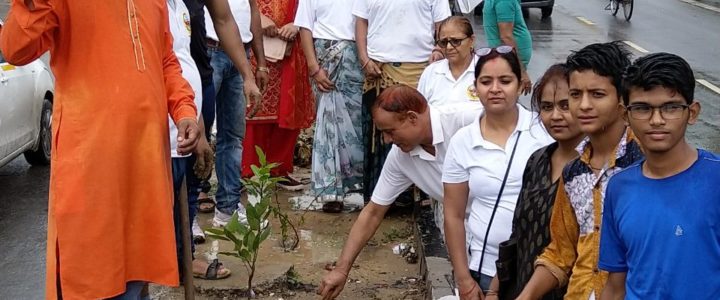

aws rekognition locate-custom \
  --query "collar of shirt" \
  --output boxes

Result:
[576,127,634,169]
[408,107,443,161]
[470,104,532,150]
[435,55,478,84]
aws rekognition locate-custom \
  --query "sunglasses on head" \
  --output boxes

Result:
[475,45,515,57]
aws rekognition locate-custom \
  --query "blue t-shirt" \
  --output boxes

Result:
[599,149,720,299]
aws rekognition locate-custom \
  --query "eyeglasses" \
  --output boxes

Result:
[475,45,514,57]
[436,36,469,48]
[626,103,689,120]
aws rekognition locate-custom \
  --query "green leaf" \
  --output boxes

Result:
[223,227,243,247]
[256,146,267,166]
[239,249,252,262]
[218,251,240,258]
[205,228,226,236]
[251,165,261,177]
[226,211,241,232]
[259,227,272,243]
[255,200,269,215]
[205,234,230,241]
[243,230,251,247]
[248,231,258,250]
[266,162,281,170]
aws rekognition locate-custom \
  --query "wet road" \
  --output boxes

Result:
[1,0,719,298]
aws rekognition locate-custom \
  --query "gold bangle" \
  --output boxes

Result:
[257,66,269,73]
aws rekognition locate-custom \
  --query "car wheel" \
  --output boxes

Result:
[24,99,52,166]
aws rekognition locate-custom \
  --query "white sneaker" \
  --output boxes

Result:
[212,208,268,229]
[192,217,205,244]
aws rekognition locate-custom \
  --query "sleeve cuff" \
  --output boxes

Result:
[535,259,569,288]
[441,176,469,184]
[598,263,628,273]
[172,105,197,124]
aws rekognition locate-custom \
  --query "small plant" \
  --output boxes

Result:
[205,146,279,299]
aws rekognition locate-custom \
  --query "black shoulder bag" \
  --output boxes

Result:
[476,132,522,287]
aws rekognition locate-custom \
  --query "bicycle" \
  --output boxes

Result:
[605,0,634,21]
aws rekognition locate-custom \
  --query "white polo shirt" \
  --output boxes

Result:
[442,105,553,276]
[417,56,480,106]
[205,0,253,43]
[168,0,203,158]
[371,103,484,205]
[352,0,450,63]
[295,0,356,41]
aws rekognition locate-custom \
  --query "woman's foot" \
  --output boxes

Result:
[277,175,307,191]
[192,258,231,280]
[197,192,215,213]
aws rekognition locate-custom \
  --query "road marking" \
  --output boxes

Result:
[697,79,720,95]
[623,41,649,53]
[680,0,720,13]
[576,16,595,25]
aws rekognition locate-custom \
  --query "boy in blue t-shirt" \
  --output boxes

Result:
[599,53,720,299]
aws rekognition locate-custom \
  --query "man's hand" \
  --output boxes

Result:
[429,49,444,63]
[263,25,278,37]
[255,68,269,93]
[244,80,263,118]
[318,269,348,300]
[362,59,382,80]
[312,69,335,92]
[520,70,532,96]
[277,24,299,41]
[193,137,214,179]
[176,118,200,156]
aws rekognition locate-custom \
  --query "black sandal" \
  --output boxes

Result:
[193,259,231,280]
[197,197,215,213]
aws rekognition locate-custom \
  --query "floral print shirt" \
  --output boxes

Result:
[536,129,644,300]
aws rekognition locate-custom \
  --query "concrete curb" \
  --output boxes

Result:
[414,204,456,300]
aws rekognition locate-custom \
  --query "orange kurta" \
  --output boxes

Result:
[0,0,197,299]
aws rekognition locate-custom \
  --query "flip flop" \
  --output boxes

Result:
[198,197,215,213]
[193,258,231,280]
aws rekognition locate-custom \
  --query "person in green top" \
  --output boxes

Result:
[483,0,533,95]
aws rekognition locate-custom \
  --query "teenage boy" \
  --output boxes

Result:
[516,42,644,300]
[599,53,720,299]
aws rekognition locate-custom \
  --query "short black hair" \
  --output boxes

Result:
[566,41,632,98]
[621,52,695,105]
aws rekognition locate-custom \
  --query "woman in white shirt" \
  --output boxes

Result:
[295,0,364,211]
[418,16,481,107]
[442,46,553,297]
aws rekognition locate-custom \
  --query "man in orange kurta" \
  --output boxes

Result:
[0,0,200,298]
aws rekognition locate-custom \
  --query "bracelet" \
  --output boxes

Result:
[257,66,269,73]
[459,283,478,297]
[361,59,371,70]
[485,290,499,296]
[309,68,321,78]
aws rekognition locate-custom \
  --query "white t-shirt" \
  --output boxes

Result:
[168,0,203,158]
[418,56,480,106]
[371,104,484,205]
[205,0,253,43]
[295,0,356,41]
[442,105,553,276]
[352,0,450,63]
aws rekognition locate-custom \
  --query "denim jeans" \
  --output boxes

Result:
[186,79,217,196]
[208,47,246,215]
[106,281,149,300]
[172,157,199,278]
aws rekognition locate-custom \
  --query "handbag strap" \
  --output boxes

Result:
[477,131,522,274]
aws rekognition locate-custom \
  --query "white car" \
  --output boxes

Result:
[0,22,55,168]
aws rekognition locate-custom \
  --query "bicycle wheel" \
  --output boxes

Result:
[622,0,634,21]
[611,0,620,16]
